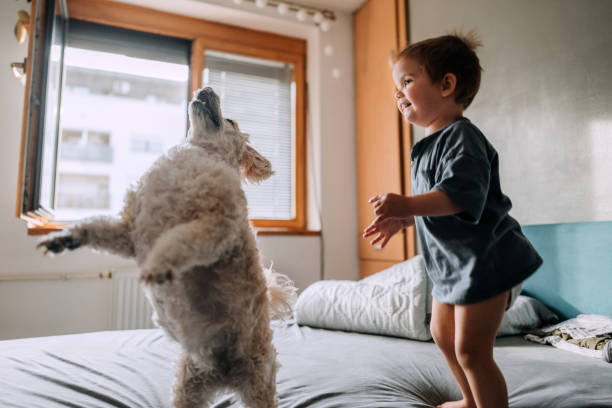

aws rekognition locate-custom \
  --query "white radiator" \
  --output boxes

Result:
[111,271,155,330]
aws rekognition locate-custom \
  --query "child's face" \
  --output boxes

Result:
[392,57,445,129]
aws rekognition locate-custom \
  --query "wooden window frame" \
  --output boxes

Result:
[17,0,308,234]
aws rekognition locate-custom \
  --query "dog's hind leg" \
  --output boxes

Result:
[37,216,135,258]
[173,353,219,408]
[236,352,278,408]
[140,217,245,284]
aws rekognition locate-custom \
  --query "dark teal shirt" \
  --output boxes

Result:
[411,117,542,304]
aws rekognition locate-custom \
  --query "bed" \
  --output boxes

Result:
[2,223,612,407]
[1,322,611,408]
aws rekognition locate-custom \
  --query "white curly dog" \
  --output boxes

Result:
[37,87,297,408]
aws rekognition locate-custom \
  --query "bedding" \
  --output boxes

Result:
[497,294,559,336]
[2,324,611,407]
[295,255,558,340]
[525,314,612,362]
[295,256,430,340]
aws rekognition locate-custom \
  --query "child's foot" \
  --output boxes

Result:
[436,400,476,408]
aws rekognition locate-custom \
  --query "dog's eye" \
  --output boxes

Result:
[225,118,239,132]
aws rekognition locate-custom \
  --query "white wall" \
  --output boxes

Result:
[409,0,612,225]
[0,0,359,340]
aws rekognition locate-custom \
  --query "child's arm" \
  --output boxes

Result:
[405,190,464,217]
[370,190,463,221]
[362,216,414,248]
[363,190,464,248]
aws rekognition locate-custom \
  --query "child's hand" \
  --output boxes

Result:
[368,193,411,221]
[362,218,404,249]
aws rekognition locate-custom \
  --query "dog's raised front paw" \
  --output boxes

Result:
[36,234,82,255]
[140,267,175,285]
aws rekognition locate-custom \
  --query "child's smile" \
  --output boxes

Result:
[392,56,461,135]
[392,57,441,128]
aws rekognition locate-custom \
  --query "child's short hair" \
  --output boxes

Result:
[394,31,483,108]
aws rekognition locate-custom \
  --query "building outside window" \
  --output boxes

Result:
[53,24,190,219]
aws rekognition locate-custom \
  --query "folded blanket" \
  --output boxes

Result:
[525,314,612,362]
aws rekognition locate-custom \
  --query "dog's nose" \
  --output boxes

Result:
[196,90,208,102]
[196,87,216,102]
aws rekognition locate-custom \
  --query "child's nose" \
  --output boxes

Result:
[394,90,402,99]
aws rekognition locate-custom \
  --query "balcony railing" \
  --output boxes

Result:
[60,145,113,162]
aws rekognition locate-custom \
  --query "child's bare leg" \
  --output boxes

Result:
[454,291,510,408]
[431,299,476,408]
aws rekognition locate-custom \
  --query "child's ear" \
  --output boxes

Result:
[440,73,457,98]
[239,144,274,183]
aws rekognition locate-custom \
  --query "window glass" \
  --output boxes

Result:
[38,4,67,213]
[56,174,110,209]
[53,20,190,220]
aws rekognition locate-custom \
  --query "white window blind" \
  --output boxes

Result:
[203,50,295,220]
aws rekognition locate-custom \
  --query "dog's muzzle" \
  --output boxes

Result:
[193,87,221,128]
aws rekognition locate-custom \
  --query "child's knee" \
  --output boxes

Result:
[455,340,491,369]
[430,322,453,352]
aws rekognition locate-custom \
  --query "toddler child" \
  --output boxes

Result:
[363,32,542,408]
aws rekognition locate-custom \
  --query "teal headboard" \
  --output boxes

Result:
[522,221,612,320]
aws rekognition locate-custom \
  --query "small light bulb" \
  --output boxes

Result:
[255,0,267,8]
[323,45,334,56]
[313,12,323,23]
[332,68,341,79]
[233,0,243,4]
[296,8,307,21]
[320,20,331,32]
[277,2,289,15]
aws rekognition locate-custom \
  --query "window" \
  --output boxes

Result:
[17,0,307,232]
[192,35,306,229]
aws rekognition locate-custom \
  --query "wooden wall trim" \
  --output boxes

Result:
[355,0,416,278]
[190,39,204,97]
[354,0,405,262]
[396,0,416,259]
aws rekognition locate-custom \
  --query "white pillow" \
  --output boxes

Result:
[295,256,431,341]
[498,295,559,336]
[361,254,433,315]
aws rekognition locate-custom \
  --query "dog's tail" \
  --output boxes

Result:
[264,264,297,321]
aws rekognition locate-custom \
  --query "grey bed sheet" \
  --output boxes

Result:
[1,323,611,407]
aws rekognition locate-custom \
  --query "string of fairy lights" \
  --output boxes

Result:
[230,0,335,32]
[229,0,342,77]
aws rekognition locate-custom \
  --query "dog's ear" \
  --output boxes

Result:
[239,145,274,183]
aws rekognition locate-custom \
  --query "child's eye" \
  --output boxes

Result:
[403,79,412,86]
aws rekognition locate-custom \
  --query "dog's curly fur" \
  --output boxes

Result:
[37,87,297,408]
